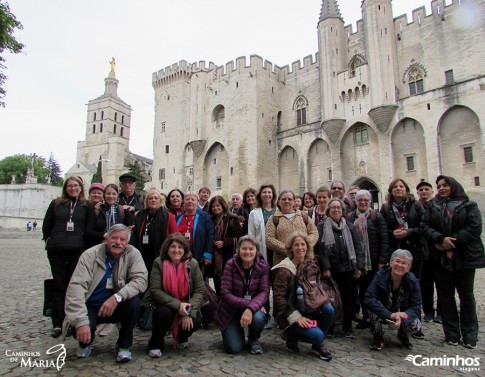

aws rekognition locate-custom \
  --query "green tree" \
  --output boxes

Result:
[0,153,46,184]
[91,159,102,184]
[128,160,147,192]
[0,2,24,107]
[46,153,63,186]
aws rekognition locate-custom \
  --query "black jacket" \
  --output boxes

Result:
[347,209,390,268]
[422,200,485,270]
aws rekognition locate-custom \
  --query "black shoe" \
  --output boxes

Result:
[285,336,299,353]
[370,337,384,351]
[412,330,425,339]
[343,329,355,339]
[355,320,370,329]
[312,343,332,361]
[433,314,442,324]
[51,327,62,338]
[423,313,434,323]
[398,334,413,350]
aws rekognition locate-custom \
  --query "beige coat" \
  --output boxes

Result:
[64,243,148,329]
[265,209,318,265]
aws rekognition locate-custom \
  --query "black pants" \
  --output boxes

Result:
[80,295,140,349]
[332,271,354,331]
[420,258,440,317]
[148,304,202,350]
[358,269,377,319]
[435,267,478,344]
[47,249,83,328]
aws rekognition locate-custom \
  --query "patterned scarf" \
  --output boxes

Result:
[162,260,189,347]
[322,216,357,269]
[354,208,372,272]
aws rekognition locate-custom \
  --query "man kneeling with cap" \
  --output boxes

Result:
[64,224,148,362]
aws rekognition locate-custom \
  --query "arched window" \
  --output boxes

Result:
[295,97,307,126]
[212,105,225,128]
[349,56,364,78]
[408,67,424,95]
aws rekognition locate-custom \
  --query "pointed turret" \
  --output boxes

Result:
[319,0,342,22]
[104,57,119,97]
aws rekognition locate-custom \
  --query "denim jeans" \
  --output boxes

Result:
[222,310,266,354]
[80,295,140,349]
[285,303,334,346]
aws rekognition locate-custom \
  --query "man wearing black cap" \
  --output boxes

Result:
[416,181,433,208]
[118,173,143,214]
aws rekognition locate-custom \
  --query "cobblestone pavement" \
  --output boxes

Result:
[0,233,483,377]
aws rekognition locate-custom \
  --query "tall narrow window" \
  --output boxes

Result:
[165,145,170,153]
[406,156,415,171]
[445,69,454,85]
[354,125,368,145]
[101,111,104,119]
[464,146,473,163]
[120,127,123,137]
[113,124,117,134]
[408,67,424,95]
[92,124,96,134]
[159,168,165,180]
[216,176,222,189]
[100,123,103,132]
[114,112,118,122]
[295,97,307,126]
[93,112,97,121]
[121,115,124,125]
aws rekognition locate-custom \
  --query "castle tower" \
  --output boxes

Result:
[317,0,347,121]
[362,0,399,108]
[67,58,133,185]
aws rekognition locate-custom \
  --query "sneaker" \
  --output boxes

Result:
[398,335,413,350]
[433,314,442,324]
[344,330,355,339]
[285,336,299,353]
[412,330,425,339]
[312,343,332,361]
[76,345,92,358]
[249,340,264,354]
[424,313,434,323]
[370,338,384,351]
[51,327,62,338]
[116,349,132,363]
[148,349,162,358]
[446,339,459,346]
[177,342,188,350]
[463,342,477,349]
[355,320,370,329]
[264,317,274,330]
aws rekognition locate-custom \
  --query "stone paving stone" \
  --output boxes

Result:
[0,234,484,376]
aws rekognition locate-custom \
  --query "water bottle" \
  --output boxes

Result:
[296,284,305,312]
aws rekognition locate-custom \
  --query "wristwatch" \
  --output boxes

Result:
[114,294,123,303]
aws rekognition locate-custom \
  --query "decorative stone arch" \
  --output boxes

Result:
[348,54,366,78]
[340,122,380,189]
[438,105,483,183]
[307,139,332,192]
[212,104,225,128]
[183,143,194,192]
[293,95,308,126]
[402,61,427,95]
[278,146,299,193]
[352,176,381,209]
[391,118,427,181]
[203,142,229,193]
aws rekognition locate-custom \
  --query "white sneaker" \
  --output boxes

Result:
[116,349,132,363]
[148,349,162,358]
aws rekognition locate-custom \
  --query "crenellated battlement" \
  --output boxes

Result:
[153,53,320,88]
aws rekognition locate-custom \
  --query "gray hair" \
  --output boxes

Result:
[331,180,346,190]
[237,235,260,254]
[277,189,295,201]
[231,193,243,201]
[390,249,413,267]
[355,189,372,203]
[106,224,131,241]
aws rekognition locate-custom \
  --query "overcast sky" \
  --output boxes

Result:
[0,0,431,174]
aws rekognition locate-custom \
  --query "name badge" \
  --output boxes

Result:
[244,294,251,300]
[106,277,113,289]
[184,232,191,241]
[142,235,149,244]
[66,221,74,231]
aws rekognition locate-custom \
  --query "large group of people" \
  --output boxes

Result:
[42,173,484,363]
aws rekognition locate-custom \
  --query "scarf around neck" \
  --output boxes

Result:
[322,216,357,269]
[354,209,372,272]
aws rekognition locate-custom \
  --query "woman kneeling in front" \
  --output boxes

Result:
[147,233,204,358]
[214,235,270,354]
[364,249,422,351]
[272,231,334,361]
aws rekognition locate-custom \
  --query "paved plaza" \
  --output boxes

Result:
[0,231,483,377]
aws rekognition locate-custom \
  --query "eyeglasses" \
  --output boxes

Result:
[332,187,344,191]
[67,184,80,189]
[329,206,342,210]
[357,199,370,203]
[391,259,409,267]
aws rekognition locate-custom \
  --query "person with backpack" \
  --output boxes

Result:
[422,175,485,349]
[265,189,319,266]
[347,190,389,329]
[273,231,334,361]
[315,198,364,339]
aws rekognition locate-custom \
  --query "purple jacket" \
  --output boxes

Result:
[214,254,270,332]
